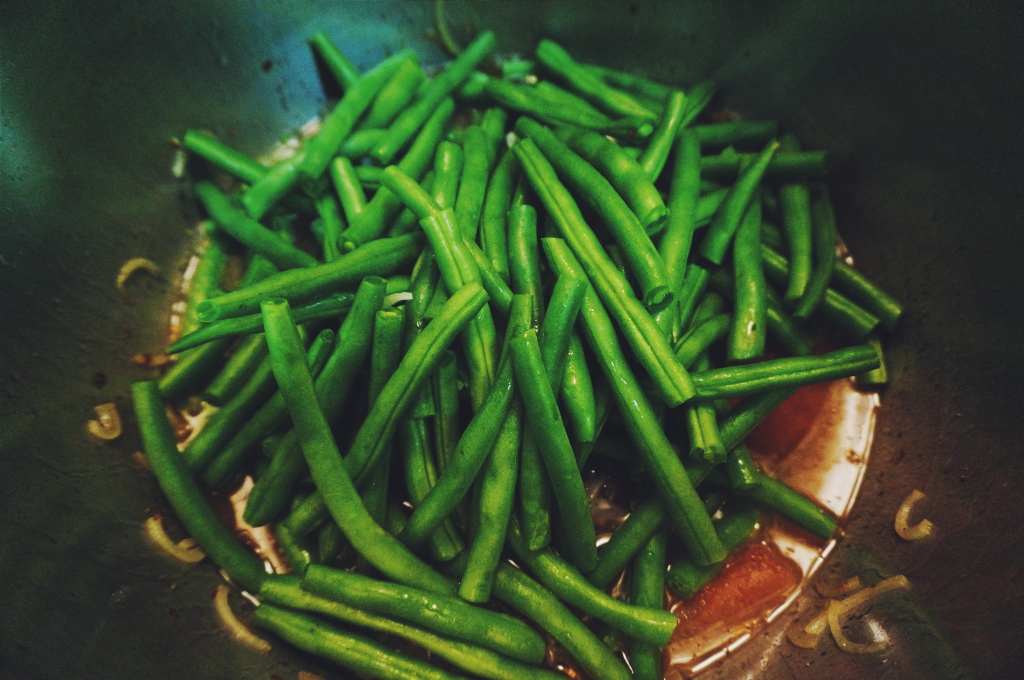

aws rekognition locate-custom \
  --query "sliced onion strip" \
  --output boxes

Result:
[213,584,271,654]
[895,489,934,540]
[116,257,161,300]
[815,575,864,599]
[788,575,910,650]
[828,600,888,654]
[144,515,206,564]
[87,402,123,440]
[383,291,414,307]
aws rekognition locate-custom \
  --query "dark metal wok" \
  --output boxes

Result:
[2,2,1022,679]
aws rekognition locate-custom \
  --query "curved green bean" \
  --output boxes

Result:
[639,89,687,181]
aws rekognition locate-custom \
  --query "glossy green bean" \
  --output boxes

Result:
[718,387,799,452]
[398,416,464,562]
[330,156,368,224]
[507,204,545,322]
[665,505,761,598]
[131,381,267,592]
[726,442,760,491]
[728,199,768,361]
[181,130,264,184]
[308,31,360,89]
[542,238,725,565]
[158,338,231,401]
[674,313,730,368]
[792,183,838,321]
[698,139,780,266]
[537,275,587,391]
[196,233,421,321]
[629,530,668,680]
[372,31,496,164]
[430,349,460,472]
[479,148,518,284]
[432,140,464,211]
[560,333,596,446]
[777,134,813,303]
[692,344,880,400]
[315,193,344,262]
[587,497,664,591]
[658,129,702,335]
[339,127,387,158]
[302,566,546,665]
[700,150,829,180]
[738,473,837,539]
[201,334,268,406]
[262,297,455,594]
[639,90,687,181]
[511,328,597,572]
[690,120,779,149]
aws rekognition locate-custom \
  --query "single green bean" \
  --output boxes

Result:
[261,576,563,680]
[372,31,496,164]
[777,134,813,303]
[629,530,668,680]
[430,349,460,472]
[535,40,657,121]
[537,275,587,391]
[679,79,717,127]
[302,565,546,665]
[432,140,464,211]
[587,497,664,591]
[792,183,838,321]
[718,387,799,452]
[692,344,880,400]
[507,204,545,322]
[157,338,231,400]
[181,130,265,184]
[252,603,462,680]
[196,232,421,321]
[726,442,760,491]
[309,31,360,90]
[701,150,829,180]
[339,127,387,157]
[560,333,596,446]
[659,129,702,335]
[511,328,598,573]
[542,237,725,565]
[315,193,345,262]
[556,124,669,235]
[362,57,426,129]
[639,89,687,181]
[728,198,768,361]
[698,139,780,266]
[194,181,318,270]
[583,63,673,107]
[329,156,368,224]
[690,120,779,149]
[262,297,455,594]
[479,148,518,284]
[131,381,267,592]
[201,334,268,406]
[454,125,489,239]
[738,473,837,539]
[674,313,730,368]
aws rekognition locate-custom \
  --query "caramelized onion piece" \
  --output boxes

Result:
[815,575,863,599]
[144,515,206,564]
[116,257,161,300]
[827,600,888,654]
[213,584,271,654]
[895,489,934,540]
[788,575,910,650]
[87,402,122,440]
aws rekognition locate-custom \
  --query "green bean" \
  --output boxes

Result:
[701,149,829,180]
[792,183,838,321]
[506,519,676,647]
[361,307,406,529]
[688,360,726,464]
[507,204,545,322]
[479,148,518,284]
[690,120,779,149]
[459,400,521,602]
[491,562,633,680]
[261,576,563,680]
[339,127,387,158]
[308,31,360,90]
[692,344,880,400]
[398,417,464,563]
[454,126,489,239]
[718,387,799,452]
[760,244,880,340]
[658,129,702,335]
[738,473,837,539]
[340,98,455,249]
[244,276,387,528]
[674,262,711,335]
[158,338,232,401]
[665,505,761,598]
[857,333,890,386]
[315,193,344,262]
[200,333,267,406]
[696,186,729,226]
[514,139,695,407]
[679,79,717,126]
[201,328,335,487]
[262,297,455,594]
[398,321,516,550]
[354,164,384,189]
[363,57,427,129]
[698,139,780,266]
[535,40,657,121]
[674,313,729,368]
[728,198,768,361]
[480,106,509,166]
[533,80,608,120]
[194,181,318,270]
[196,232,421,321]
[430,349,460,472]
[560,334,596,446]
[181,130,265,184]
[776,134,813,303]
[274,521,314,575]
[372,31,496,164]
[170,293,352,354]
[252,603,463,680]
[537,275,587,392]
[131,381,267,592]
[726,442,760,491]
[629,529,667,680]
[556,124,669,235]
[587,497,664,591]
[583,64,673,108]
[432,140,464,211]
[302,566,546,665]
[467,242,513,317]
[639,90,687,181]
[329,156,367,224]
[542,238,725,565]
[511,328,598,572]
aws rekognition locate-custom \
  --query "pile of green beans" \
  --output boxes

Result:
[134,28,904,680]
